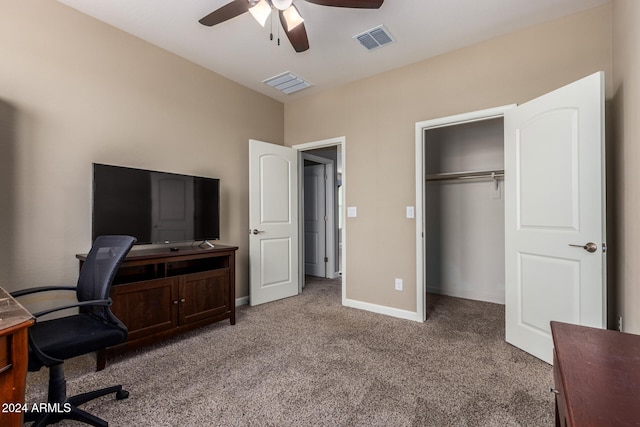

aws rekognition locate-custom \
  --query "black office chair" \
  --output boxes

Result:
[12,235,136,427]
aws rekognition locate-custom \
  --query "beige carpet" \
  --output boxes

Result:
[26,277,554,426]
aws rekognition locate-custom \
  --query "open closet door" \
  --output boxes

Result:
[249,139,299,306]
[504,72,606,364]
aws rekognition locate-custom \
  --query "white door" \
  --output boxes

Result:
[304,163,327,277]
[505,72,606,364]
[249,139,299,306]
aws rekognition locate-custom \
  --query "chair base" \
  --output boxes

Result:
[26,364,128,427]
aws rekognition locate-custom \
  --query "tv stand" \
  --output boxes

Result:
[76,244,237,370]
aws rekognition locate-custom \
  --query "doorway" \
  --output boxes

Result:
[424,117,506,305]
[293,137,346,300]
[415,105,514,322]
[303,152,337,279]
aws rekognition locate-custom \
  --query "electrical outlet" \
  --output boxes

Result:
[395,278,403,291]
[618,316,623,332]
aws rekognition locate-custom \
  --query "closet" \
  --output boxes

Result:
[424,117,505,304]
[416,73,606,363]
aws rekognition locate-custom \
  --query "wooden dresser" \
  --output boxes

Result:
[0,287,34,427]
[551,321,640,427]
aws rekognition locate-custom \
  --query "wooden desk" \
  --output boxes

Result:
[551,321,640,427]
[0,287,34,427]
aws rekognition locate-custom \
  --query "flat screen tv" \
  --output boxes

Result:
[92,163,220,245]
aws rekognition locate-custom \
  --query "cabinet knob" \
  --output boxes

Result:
[173,300,179,305]
[180,298,186,303]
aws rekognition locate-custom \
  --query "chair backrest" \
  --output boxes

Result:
[77,235,136,318]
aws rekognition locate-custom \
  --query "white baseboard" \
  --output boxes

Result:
[343,297,422,322]
[235,296,249,307]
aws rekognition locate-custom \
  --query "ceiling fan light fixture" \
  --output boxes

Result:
[271,0,293,11]
[282,5,304,31]
[249,0,271,27]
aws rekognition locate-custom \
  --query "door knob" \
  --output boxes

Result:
[250,229,265,235]
[568,242,598,253]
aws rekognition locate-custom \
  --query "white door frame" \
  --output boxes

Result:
[293,137,346,302]
[415,105,516,321]
[302,152,336,280]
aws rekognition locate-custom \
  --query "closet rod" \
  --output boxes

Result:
[426,169,504,182]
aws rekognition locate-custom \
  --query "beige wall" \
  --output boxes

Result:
[285,5,613,312]
[0,0,284,298]
[613,0,640,333]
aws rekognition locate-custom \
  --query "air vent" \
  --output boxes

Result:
[354,25,395,51]
[263,71,312,95]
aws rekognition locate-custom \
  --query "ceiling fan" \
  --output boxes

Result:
[199,0,384,53]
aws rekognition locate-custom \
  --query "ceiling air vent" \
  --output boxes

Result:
[354,25,395,51]
[263,71,312,95]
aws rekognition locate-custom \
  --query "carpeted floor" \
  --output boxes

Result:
[25,277,554,426]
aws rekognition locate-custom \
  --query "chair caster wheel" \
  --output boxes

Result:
[116,390,129,400]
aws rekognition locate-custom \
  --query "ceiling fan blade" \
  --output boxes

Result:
[279,9,310,53]
[304,0,383,8]
[199,0,251,26]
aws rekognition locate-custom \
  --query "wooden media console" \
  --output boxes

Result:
[77,244,237,370]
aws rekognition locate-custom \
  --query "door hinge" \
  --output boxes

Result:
[324,257,329,263]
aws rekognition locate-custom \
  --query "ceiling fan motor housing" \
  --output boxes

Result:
[271,0,294,11]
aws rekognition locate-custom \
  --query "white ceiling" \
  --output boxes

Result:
[56,0,609,103]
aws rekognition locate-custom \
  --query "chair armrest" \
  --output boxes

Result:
[32,298,112,318]
[10,286,77,298]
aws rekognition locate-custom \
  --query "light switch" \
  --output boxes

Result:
[347,207,357,218]
[406,206,415,218]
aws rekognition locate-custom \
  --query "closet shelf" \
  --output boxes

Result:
[426,169,504,182]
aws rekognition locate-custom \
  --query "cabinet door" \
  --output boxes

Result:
[111,277,179,341]
[179,268,230,325]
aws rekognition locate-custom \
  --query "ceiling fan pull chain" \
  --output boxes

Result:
[269,9,273,41]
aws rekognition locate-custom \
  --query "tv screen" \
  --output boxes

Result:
[92,163,220,245]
